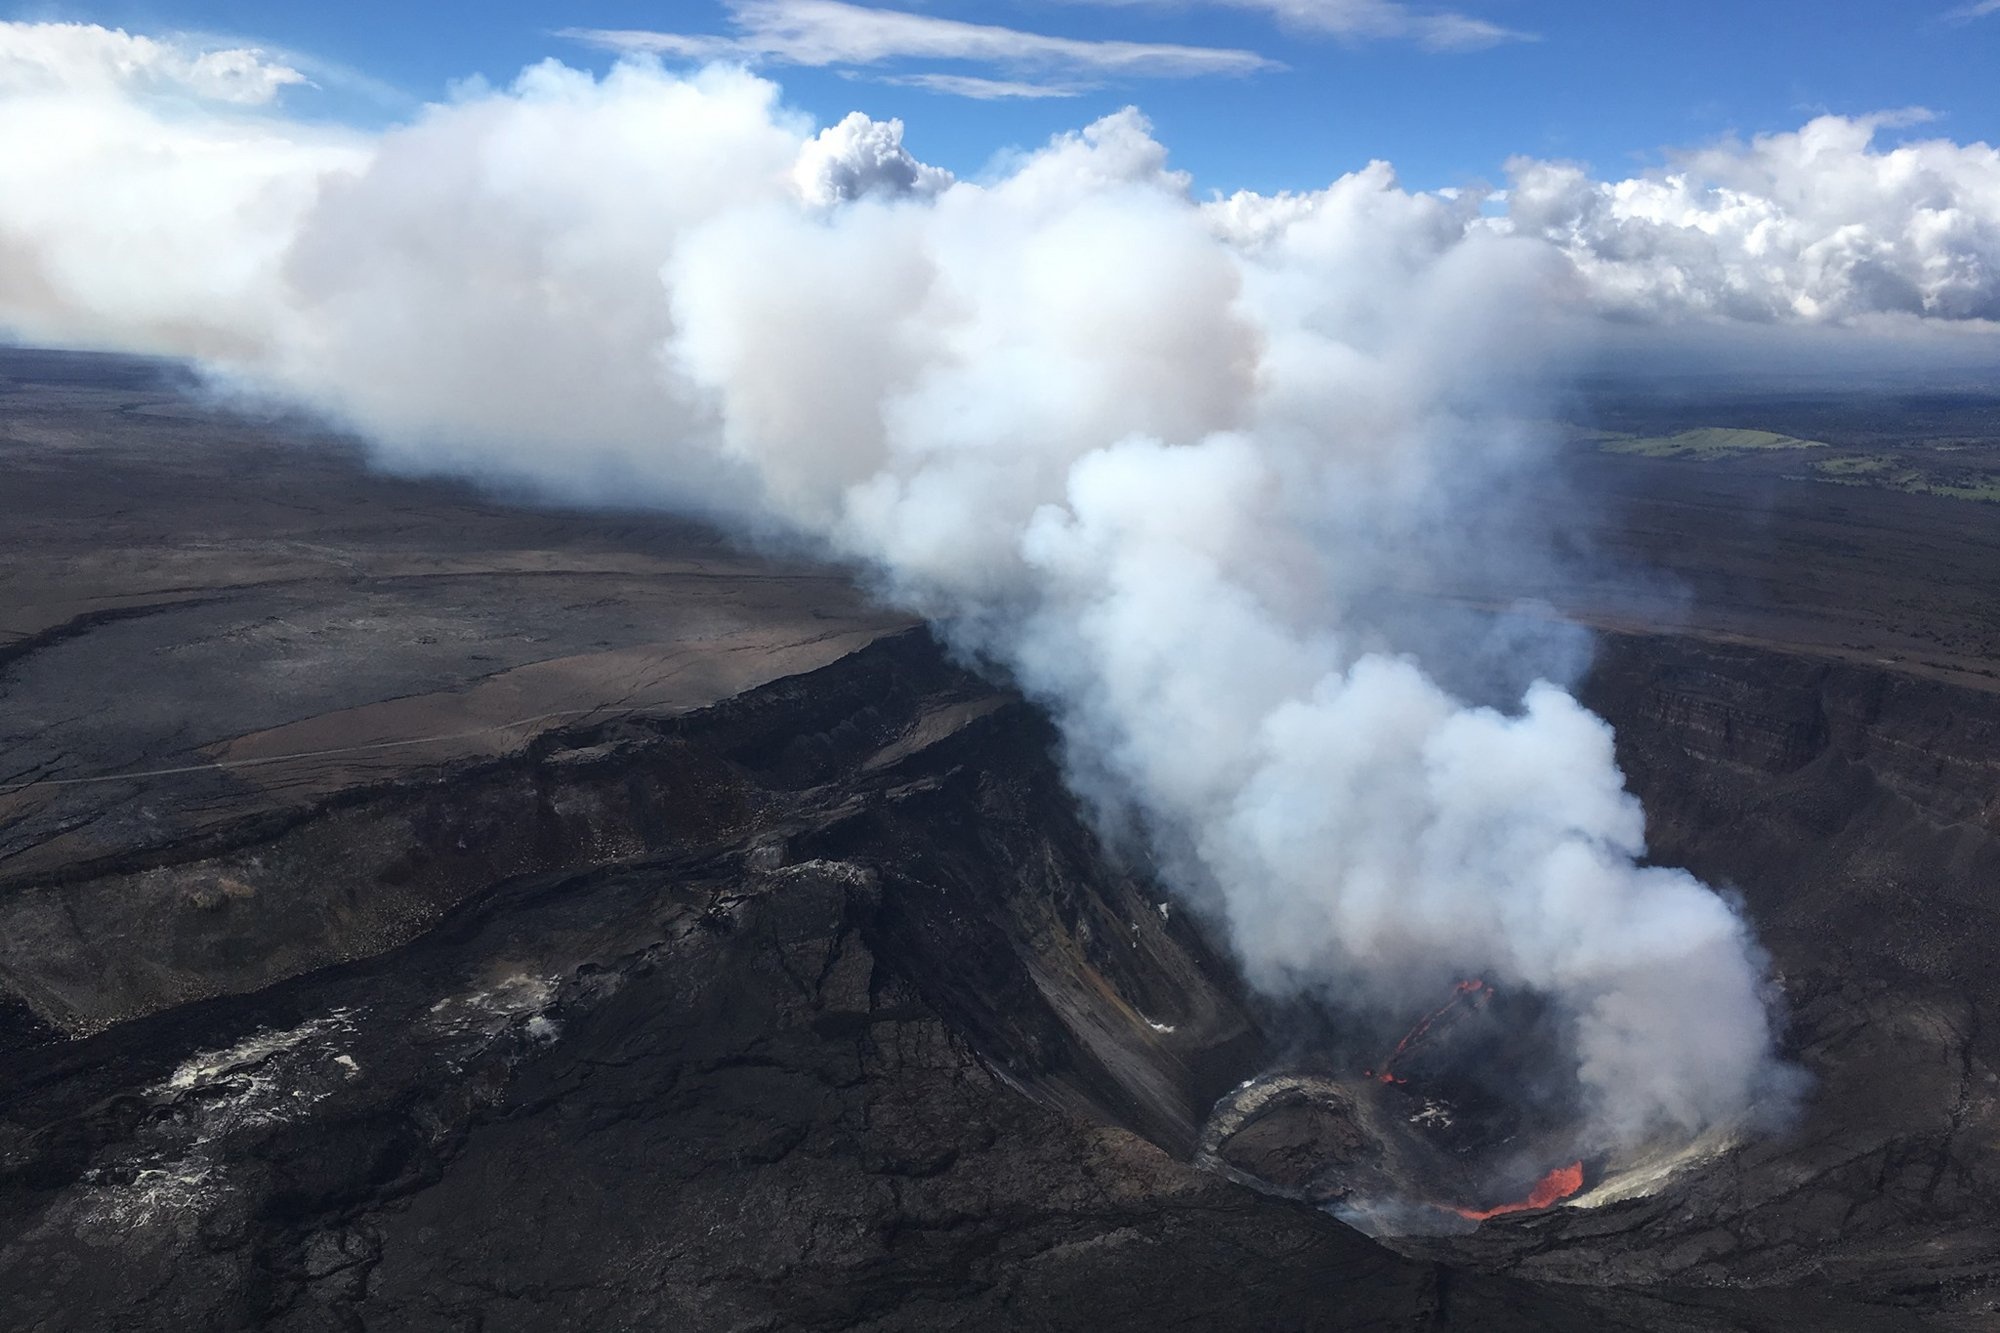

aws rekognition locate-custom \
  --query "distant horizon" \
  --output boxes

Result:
[10,336,2000,401]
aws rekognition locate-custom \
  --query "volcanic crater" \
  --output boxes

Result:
[1197,978,1605,1237]
[2,351,1999,1329]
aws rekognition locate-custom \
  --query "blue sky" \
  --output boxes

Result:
[12,0,2000,192]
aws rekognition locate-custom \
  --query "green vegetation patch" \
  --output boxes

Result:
[1805,454,2000,502]
[1584,421,2000,502]
[1813,456,1893,478]
[1598,427,1828,459]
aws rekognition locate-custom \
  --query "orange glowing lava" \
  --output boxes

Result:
[1452,1161,1585,1222]
[1362,978,1493,1085]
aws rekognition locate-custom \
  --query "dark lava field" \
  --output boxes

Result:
[3,348,1999,1331]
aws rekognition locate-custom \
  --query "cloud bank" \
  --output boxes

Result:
[1509,112,2000,323]
[8,22,1999,1156]
[1200,114,2000,327]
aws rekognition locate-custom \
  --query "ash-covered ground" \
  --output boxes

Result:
[3,349,1999,1330]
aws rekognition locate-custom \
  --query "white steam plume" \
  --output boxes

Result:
[18,24,1996,1151]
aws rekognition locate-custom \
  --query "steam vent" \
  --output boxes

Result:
[6,13,2000,1331]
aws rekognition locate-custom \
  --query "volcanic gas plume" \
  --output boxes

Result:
[0,30,1818,1162]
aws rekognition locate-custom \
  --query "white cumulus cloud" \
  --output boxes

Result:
[1505,112,2000,322]
[794,109,953,207]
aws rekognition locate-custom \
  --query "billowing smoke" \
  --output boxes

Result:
[13,22,1998,1152]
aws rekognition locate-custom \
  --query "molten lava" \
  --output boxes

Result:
[1362,978,1493,1085]
[1452,1161,1585,1222]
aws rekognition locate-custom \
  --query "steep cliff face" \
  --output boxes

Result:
[0,632,1261,1145]
[1588,631,2000,994]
